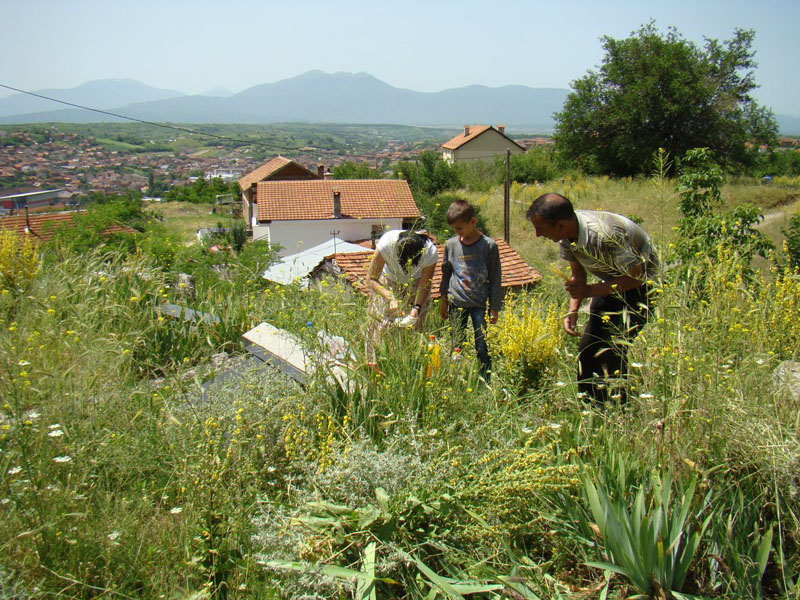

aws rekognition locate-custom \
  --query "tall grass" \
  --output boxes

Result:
[2,177,800,598]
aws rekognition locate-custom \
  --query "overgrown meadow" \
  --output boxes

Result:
[1,168,800,599]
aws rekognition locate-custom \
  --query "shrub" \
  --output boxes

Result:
[781,213,800,270]
[0,230,39,296]
[486,292,562,389]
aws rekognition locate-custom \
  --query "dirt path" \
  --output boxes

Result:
[759,203,799,228]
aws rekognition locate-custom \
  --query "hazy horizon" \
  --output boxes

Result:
[1,0,798,116]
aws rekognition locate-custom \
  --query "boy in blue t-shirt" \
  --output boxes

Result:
[439,199,502,379]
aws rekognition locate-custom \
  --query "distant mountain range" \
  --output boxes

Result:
[1,71,798,134]
[0,72,567,130]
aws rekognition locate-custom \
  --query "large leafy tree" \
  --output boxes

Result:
[554,23,777,176]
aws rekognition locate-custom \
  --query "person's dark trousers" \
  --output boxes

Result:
[577,284,651,404]
[450,305,491,379]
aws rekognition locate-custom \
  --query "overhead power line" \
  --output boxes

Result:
[0,83,260,145]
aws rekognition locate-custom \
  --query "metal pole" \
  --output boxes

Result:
[504,149,510,244]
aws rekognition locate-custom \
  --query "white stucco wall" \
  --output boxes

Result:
[253,218,404,256]
[450,130,524,163]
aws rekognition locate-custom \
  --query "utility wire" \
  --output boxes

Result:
[0,83,260,145]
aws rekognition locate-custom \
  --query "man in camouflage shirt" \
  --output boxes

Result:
[527,193,658,403]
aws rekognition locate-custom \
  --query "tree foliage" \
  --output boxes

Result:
[393,151,462,197]
[164,176,239,204]
[675,148,773,270]
[554,23,778,176]
[332,161,383,179]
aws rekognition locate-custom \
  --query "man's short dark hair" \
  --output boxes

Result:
[445,199,476,224]
[526,193,576,225]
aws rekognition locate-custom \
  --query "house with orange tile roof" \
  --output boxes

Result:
[0,211,137,243]
[250,179,420,256]
[311,238,541,298]
[238,156,322,225]
[441,125,525,164]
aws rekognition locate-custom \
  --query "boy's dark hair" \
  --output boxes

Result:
[526,193,576,225]
[445,199,476,225]
[397,230,431,268]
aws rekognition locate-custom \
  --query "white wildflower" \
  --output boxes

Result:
[170,506,183,514]
[630,362,644,368]
[7,466,22,475]
[639,393,654,399]
[52,455,72,463]
[108,531,121,541]
[48,429,64,438]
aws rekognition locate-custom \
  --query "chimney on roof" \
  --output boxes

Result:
[332,187,342,218]
[324,169,333,180]
[464,125,470,137]
[497,124,506,135]
[317,163,324,178]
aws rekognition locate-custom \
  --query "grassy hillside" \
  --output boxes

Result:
[1,177,799,598]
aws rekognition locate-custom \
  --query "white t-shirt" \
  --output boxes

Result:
[376,230,438,284]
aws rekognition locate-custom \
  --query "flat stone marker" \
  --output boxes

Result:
[242,322,354,389]
[243,322,308,383]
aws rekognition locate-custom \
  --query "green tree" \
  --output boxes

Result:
[554,23,778,176]
[675,148,773,270]
[332,161,382,179]
[393,151,461,196]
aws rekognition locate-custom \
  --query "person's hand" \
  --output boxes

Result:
[388,298,399,315]
[563,311,579,337]
[564,278,589,300]
[488,309,499,324]
[439,300,448,320]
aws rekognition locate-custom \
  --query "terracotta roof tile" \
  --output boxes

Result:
[441,125,492,150]
[0,211,137,243]
[238,156,319,190]
[441,125,525,151]
[327,238,541,299]
[255,180,420,222]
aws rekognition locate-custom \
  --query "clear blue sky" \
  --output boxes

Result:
[2,0,798,116]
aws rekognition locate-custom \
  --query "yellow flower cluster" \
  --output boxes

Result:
[756,268,800,358]
[282,401,349,472]
[0,230,39,295]
[464,427,580,536]
[486,294,562,378]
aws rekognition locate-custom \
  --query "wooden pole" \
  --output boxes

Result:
[504,149,510,243]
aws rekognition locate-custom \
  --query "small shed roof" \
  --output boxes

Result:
[263,237,369,286]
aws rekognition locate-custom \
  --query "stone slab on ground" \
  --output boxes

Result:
[242,322,354,389]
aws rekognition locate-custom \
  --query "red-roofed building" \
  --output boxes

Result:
[0,211,137,243]
[312,239,541,298]
[238,156,322,225]
[250,179,420,256]
[441,125,525,164]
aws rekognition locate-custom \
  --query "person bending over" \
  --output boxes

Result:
[527,193,658,403]
[364,229,438,369]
